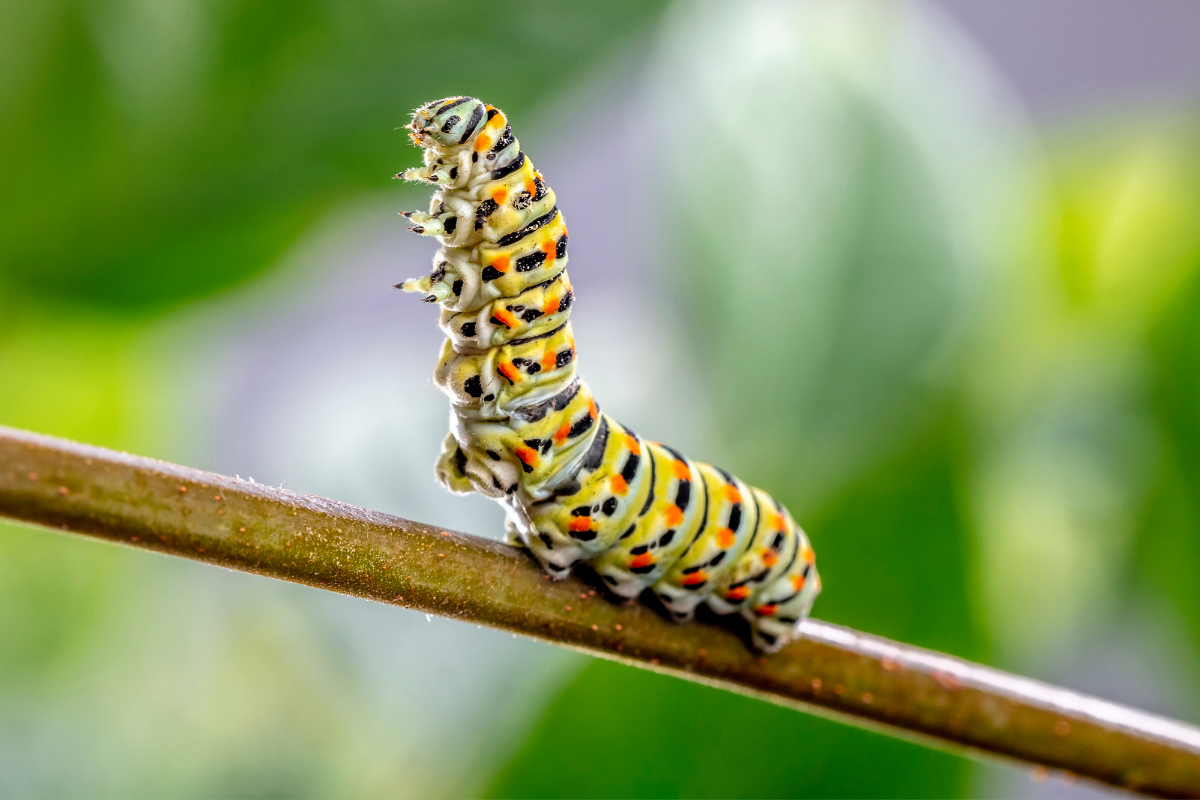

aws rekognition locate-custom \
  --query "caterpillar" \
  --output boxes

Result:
[396,96,820,651]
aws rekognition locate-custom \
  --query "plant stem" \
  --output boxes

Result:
[1,424,1196,797]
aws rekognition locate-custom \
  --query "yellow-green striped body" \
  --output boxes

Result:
[399,97,819,651]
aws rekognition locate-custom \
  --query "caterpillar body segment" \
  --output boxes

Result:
[398,97,820,652]
[439,272,574,351]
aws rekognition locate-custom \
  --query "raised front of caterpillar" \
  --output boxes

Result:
[398,96,820,651]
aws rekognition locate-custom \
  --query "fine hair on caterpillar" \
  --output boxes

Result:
[396,95,820,652]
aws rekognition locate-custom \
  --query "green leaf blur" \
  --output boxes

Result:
[0,0,667,311]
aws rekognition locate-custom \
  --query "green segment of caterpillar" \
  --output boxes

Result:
[397,96,820,651]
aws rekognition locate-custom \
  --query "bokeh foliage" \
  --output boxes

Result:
[0,0,668,312]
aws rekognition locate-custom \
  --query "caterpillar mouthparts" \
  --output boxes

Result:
[396,96,820,652]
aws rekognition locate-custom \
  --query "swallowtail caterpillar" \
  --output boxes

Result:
[397,97,820,651]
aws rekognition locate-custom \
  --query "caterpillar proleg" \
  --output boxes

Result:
[397,96,820,651]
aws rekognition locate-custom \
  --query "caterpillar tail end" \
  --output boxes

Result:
[747,565,822,653]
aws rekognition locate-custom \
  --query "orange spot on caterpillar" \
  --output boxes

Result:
[769,513,785,530]
[491,187,508,204]
[664,504,684,527]
[623,434,641,455]
[540,350,557,370]
[474,135,492,152]
[801,543,815,563]
[497,362,521,383]
[725,586,750,601]
[610,474,628,495]
[483,109,506,132]
[791,573,807,591]
[541,295,560,315]
[491,308,518,328]
[754,604,778,617]
[629,552,655,569]
[723,485,742,504]
[569,516,593,533]
[715,528,736,548]
[542,240,556,261]
[587,398,598,418]
[681,571,708,587]
[525,178,537,196]
[490,256,510,273]
[671,460,690,481]
[515,445,540,468]
[761,550,778,567]
[554,422,571,444]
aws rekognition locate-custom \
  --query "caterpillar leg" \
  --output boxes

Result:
[401,209,460,238]
[504,497,582,577]
[503,509,525,547]
[401,164,457,185]
[433,433,477,495]
[399,250,474,306]
[436,420,522,500]
[401,147,472,187]
[436,424,530,501]
[398,272,457,304]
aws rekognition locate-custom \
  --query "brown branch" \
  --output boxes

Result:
[0,424,1197,797]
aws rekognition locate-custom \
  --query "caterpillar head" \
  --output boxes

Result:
[409,97,487,149]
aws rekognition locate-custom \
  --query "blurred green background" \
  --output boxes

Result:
[3,1,1200,797]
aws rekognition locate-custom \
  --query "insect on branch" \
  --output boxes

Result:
[1,424,1198,798]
